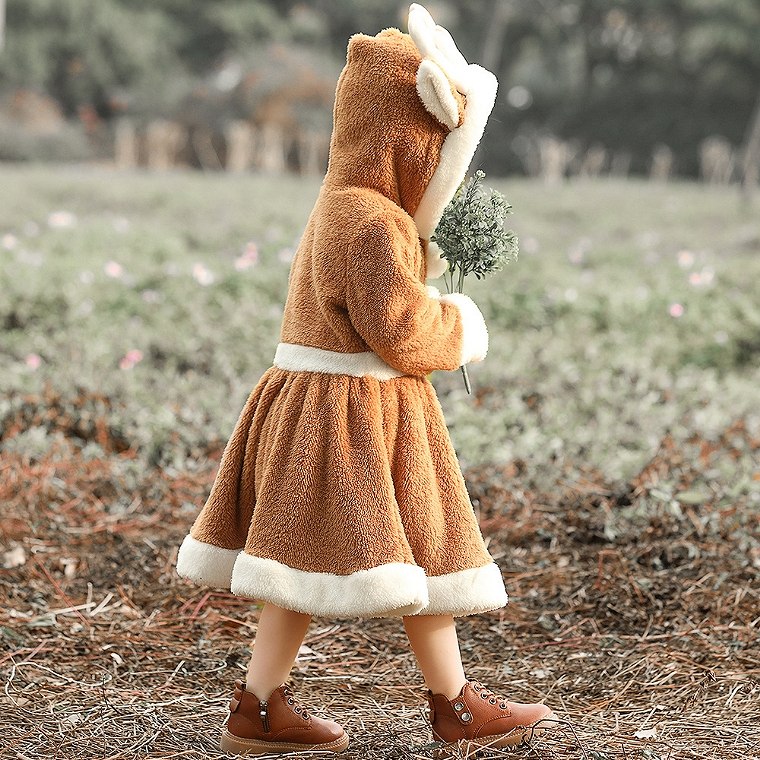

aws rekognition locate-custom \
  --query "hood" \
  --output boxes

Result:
[323,5,498,279]
[323,28,457,220]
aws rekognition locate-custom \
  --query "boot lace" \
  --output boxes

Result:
[470,680,509,710]
[282,683,310,720]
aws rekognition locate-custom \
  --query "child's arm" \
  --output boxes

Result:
[345,214,488,377]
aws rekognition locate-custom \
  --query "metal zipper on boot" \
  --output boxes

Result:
[259,700,270,732]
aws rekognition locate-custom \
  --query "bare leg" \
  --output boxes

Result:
[245,602,312,701]
[403,614,467,700]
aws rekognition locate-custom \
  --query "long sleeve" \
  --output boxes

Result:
[345,215,488,376]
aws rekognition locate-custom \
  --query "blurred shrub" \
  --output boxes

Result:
[0,120,92,162]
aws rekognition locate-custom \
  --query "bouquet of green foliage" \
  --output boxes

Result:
[431,170,519,393]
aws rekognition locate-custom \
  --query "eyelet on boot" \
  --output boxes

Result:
[460,712,472,723]
[453,702,464,711]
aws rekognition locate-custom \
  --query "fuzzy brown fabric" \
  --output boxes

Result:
[278,29,466,371]
[192,368,494,575]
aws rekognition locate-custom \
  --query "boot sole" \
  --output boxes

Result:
[432,711,559,755]
[220,728,349,755]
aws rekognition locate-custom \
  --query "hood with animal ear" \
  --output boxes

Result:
[323,27,464,225]
[323,4,497,281]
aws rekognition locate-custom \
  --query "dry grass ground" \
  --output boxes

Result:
[1,391,757,760]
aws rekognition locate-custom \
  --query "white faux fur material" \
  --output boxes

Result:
[409,4,470,93]
[274,342,408,380]
[231,552,430,618]
[413,65,498,243]
[425,239,449,279]
[408,4,499,266]
[176,535,242,589]
[177,537,507,618]
[416,59,460,130]
[419,562,509,616]
[438,292,489,364]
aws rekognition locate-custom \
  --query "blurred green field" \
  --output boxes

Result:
[1,165,759,491]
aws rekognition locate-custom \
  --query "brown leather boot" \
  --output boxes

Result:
[219,679,349,755]
[426,679,558,754]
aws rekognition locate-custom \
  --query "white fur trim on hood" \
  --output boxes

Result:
[413,65,497,243]
[408,4,499,277]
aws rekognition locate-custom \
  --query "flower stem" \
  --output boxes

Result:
[461,364,471,394]
[454,262,472,394]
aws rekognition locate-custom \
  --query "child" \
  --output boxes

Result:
[176,4,556,755]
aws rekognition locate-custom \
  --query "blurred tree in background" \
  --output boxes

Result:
[0,0,758,177]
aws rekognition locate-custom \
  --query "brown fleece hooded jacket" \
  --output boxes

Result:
[278,27,487,377]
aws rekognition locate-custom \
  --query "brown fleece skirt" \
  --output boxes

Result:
[176,365,508,618]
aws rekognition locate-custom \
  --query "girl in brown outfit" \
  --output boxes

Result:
[176,4,556,755]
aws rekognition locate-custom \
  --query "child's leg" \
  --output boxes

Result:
[402,614,467,700]
[245,602,311,701]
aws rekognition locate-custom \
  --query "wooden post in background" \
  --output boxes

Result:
[256,124,286,173]
[539,136,570,184]
[147,119,185,170]
[224,120,254,172]
[650,144,673,182]
[114,118,138,169]
[0,0,6,52]
[700,136,735,185]
[740,91,760,202]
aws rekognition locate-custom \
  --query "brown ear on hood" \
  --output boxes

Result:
[416,59,465,131]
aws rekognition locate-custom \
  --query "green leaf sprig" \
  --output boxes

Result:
[431,170,519,393]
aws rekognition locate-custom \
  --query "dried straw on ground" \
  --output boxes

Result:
[1,389,758,759]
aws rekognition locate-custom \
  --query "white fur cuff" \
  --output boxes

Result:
[439,292,489,364]
[425,240,449,280]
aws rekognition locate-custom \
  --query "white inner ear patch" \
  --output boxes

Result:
[408,3,438,59]
[409,3,471,94]
[416,59,459,130]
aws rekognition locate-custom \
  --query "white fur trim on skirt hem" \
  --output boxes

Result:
[418,562,508,617]
[176,534,241,590]
[231,552,429,618]
[175,537,508,618]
